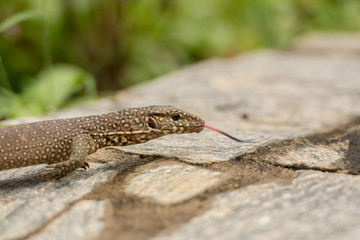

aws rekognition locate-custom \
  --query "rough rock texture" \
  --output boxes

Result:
[0,162,118,240]
[125,164,222,204]
[153,171,360,240]
[294,32,360,55]
[1,33,360,240]
[249,124,360,173]
[30,200,106,240]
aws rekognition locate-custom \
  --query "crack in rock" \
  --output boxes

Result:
[246,119,360,174]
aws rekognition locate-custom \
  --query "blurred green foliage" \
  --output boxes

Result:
[0,64,96,118]
[1,0,360,119]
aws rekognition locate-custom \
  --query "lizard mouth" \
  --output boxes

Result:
[195,125,204,133]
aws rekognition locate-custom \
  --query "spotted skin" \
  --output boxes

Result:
[0,105,204,180]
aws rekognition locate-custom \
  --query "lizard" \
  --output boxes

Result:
[0,105,255,181]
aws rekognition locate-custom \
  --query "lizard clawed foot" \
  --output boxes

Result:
[81,162,90,171]
[36,168,67,181]
[36,163,67,181]
[36,159,86,181]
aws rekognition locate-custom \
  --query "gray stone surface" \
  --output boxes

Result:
[294,32,360,54]
[262,140,349,171]
[29,200,106,240]
[121,131,267,164]
[257,124,360,173]
[154,171,360,240]
[0,162,118,239]
[125,164,222,204]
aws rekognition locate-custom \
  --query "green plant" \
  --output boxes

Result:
[0,9,96,119]
[0,64,96,119]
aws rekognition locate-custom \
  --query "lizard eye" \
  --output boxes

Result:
[171,113,181,121]
[147,118,157,128]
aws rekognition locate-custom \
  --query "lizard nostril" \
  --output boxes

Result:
[147,118,157,129]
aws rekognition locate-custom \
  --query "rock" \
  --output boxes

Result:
[153,171,360,240]
[120,131,265,164]
[125,163,222,204]
[263,141,347,170]
[29,200,106,240]
[252,125,360,173]
[294,32,360,55]
[0,162,118,239]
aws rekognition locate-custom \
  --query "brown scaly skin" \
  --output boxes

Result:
[0,105,204,180]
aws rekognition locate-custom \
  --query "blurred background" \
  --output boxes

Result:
[1,0,360,120]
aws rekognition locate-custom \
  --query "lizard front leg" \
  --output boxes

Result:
[36,134,95,181]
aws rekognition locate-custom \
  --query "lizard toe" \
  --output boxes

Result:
[36,169,67,181]
[81,162,90,171]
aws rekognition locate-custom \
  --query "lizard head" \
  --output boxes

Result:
[145,105,205,134]
[105,105,255,146]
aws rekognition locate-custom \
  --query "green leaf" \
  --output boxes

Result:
[20,64,97,114]
[0,64,97,119]
[0,10,39,33]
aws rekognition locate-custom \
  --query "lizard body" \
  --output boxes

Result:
[0,105,204,180]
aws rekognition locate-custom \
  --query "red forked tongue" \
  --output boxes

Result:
[202,124,257,143]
